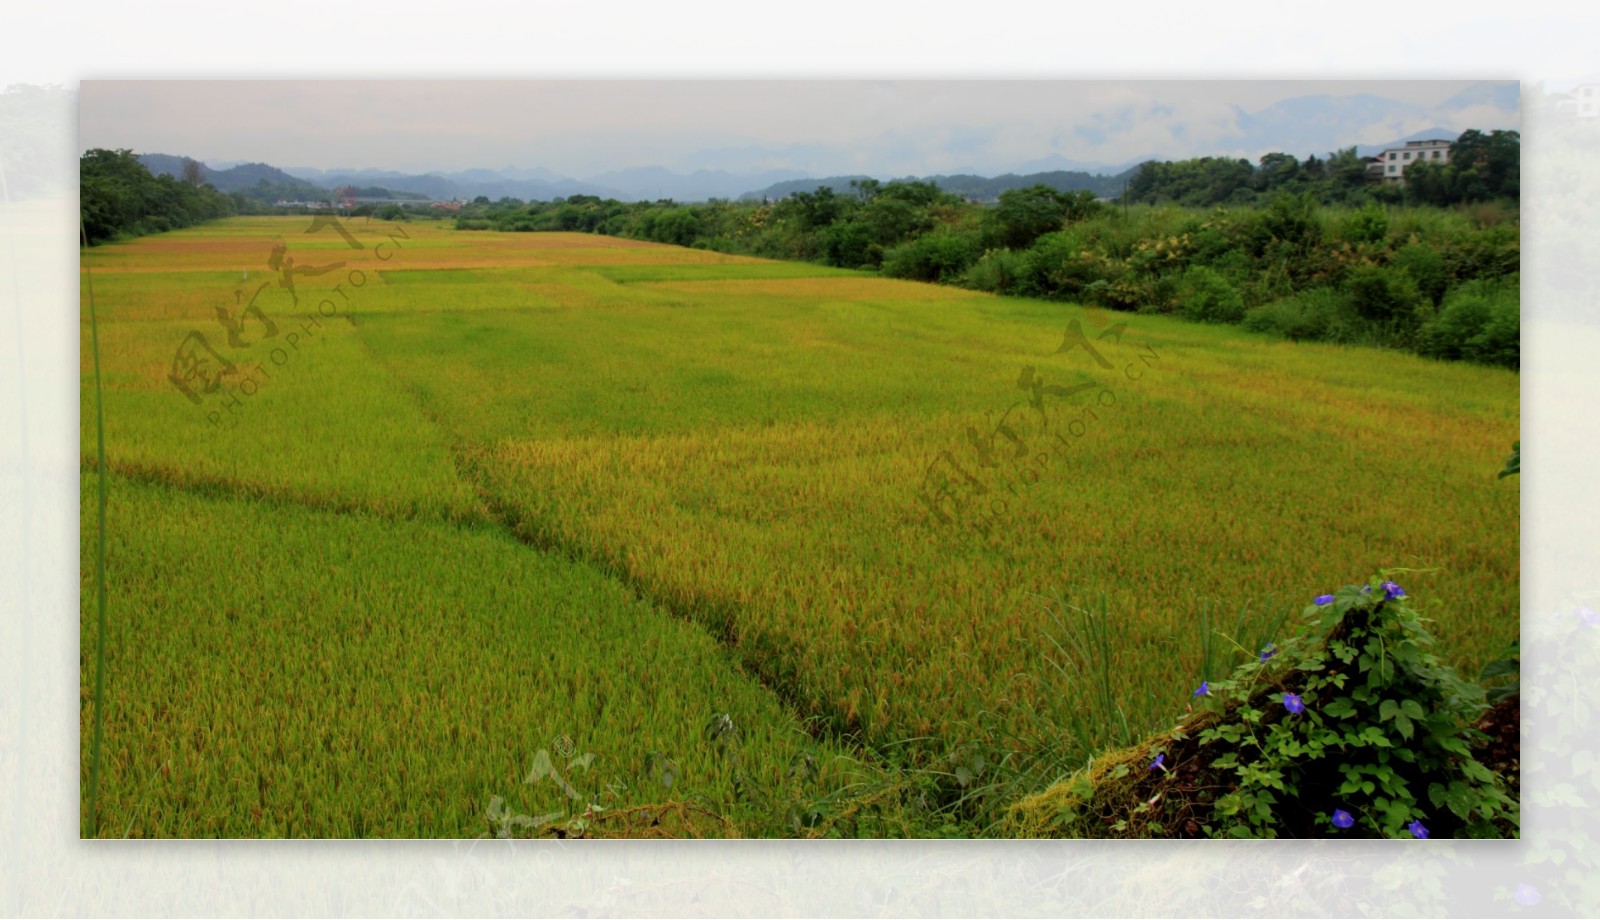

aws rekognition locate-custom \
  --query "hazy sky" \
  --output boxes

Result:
[79,80,1519,178]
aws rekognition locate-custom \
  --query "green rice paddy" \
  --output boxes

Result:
[80,217,1519,837]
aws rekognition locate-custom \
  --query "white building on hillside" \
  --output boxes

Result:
[1575,83,1600,118]
[1375,139,1453,185]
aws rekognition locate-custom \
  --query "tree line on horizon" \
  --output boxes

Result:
[78,149,237,246]
[1123,130,1520,208]
[80,128,1518,245]
[78,131,1519,370]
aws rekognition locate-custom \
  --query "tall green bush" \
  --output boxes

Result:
[880,228,982,284]
[1017,229,1102,299]
[1393,242,1451,306]
[1337,203,1389,246]
[1180,266,1245,324]
[963,248,1029,294]
[1242,288,1359,343]
[1419,280,1520,369]
[1345,263,1422,324]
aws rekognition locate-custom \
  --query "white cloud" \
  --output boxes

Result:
[78,80,1517,179]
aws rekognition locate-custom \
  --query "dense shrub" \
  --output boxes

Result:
[1418,280,1520,369]
[880,228,982,284]
[1140,272,1184,315]
[1243,288,1360,343]
[1386,206,1469,241]
[1180,266,1246,324]
[638,207,702,248]
[1017,229,1101,299]
[1245,193,1322,259]
[1336,203,1389,246]
[1345,263,1422,324]
[1441,222,1521,282]
[1473,288,1521,370]
[1392,241,1451,306]
[963,248,1030,294]
[822,220,882,269]
[1200,246,1253,287]
[984,185,1092,250]
[1176,213,1241,268]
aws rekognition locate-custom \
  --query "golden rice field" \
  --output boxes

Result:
[81,216,1519,837]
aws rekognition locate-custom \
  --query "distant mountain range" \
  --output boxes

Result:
[138,153,325,195]
[115,81,1520,205]
[1440,81,1522,111]
[745,169,1136,202]
[270,164,815,203]
[134,131,1468,208]
[132,81,1517,206]
[142,154,1147,204]
[279,166,615,202]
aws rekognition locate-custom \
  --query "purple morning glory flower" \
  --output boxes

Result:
[1513,883,1541,906]
[1314,594,1334,606]
[1331,809,1354,829]
[1579,607,1599,628]
[1193,681,1210,697]
[1148,753,1165,771]
[1408,819,1429,839]
[1259,644,1278,663]
[1382,580,1406,599]
[1281,692,1305,714]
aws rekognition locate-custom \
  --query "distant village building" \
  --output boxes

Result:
[1575,83,1600,118]
[1373,139,1453,186]
[1539,84,1599,119]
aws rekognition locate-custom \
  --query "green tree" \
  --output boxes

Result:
[1326,146,1370,190]
[1125,157,1256,207]
[1255,152,1302,193]
[781,186,847,231]
[988,184,1070,250]
[876,180,946,208]
[645,207,701,247]
[1248,192,1322,260]
[1450,129,1520,201]
[849,178,881,202]
[79,148,235,245]
[1402,160,1459,206]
